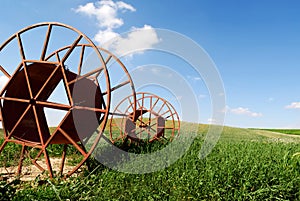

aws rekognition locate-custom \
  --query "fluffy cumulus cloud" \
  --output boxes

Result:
[75,0,135,29]
[229,107,262,117]
[74,0,160,55]
[285,102,300,109]
[108,25,160,55]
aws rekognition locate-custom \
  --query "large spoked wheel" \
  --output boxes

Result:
[0,22,110,178]
[109,92,180,144]
[46,45,137,143]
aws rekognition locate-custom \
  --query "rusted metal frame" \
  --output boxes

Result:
[61,35,83,64]
[44,149,53,178]
[32,106,47,145]
[156,101,167,115]
[104,80,130,95]
[24,60,59,65]
[0,63,23,96]
[0,102,8,138]
[56,52,60,62]
[60,144,68,175]
[6,139,42,148]
[60,65,74,106]
[25,149,45,171]
[148,96,160,111]
[0,140,8,153]
[109,112,128,117]
[77,45,85,75]
[66,153,90,177]
[17,34,33,99]
[58,35,83,107]
[148,96,153,126]
[161,127,178,130]
[164,112,176,119]
[42,110,72,149]
[34,65,61,100]
[136,115,152,127]
[126,97,135,112]
[0,65,11,78]
[164,102,179,138]
[141,93,145,110]
[93,55,112,79]
[32,105,53,177]
[40,24,52,61]
[136,98,142,109]
[0,97,30,103]
[159,109,172,118]
[73,106,107,113]
[58,128,87,156]
[68,66,105,85]
[17,143,26,176]
[6,104,31,140]
[35,100,71,111]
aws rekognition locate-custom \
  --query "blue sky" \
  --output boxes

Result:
[1,0,300,128]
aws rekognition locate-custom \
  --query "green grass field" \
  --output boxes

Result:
[0,124,300,200]
[260,129,300,135]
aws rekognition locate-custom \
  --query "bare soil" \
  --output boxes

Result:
[0,157,77,182]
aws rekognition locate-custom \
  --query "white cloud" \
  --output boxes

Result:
[106,25,160,56]
[229,107,262,117]
[75,0,160,54]
[285,102,300,109]
[94,29,120,44]
[75,0,135,29]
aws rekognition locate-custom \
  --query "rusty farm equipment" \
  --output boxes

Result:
[0,22,180,178]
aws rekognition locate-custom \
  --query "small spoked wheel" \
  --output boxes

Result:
[109,92,180,144]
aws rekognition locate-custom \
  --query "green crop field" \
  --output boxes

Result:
[260,129,300,136]
[0,124,300,200]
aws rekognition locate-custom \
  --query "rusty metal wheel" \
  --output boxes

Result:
[110,92,180,144]
[0,22,110,178]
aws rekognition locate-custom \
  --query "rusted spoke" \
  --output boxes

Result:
[40,24,52,61]
[60,65,73,106]
[7,105,31,139]
[93,55,112,78]
[32,105,47,145]
[68,66,104,85]
[58,128,87,156]
[0,97,30,103]
[56,52,60,62]
[77,45,85,75]
[61,35,83,63]
[156,102,166,114]
[102,80,130,95]
[73,105,107,113]
[24,60,59,65]
[34,65,61,99]
[35,100,71,111]
[0,65,11,78]
[109,112,128,117]
[17,34,26,60]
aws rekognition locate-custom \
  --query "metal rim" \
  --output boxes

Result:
[109,92,180,144]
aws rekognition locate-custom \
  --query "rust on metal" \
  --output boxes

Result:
[109,92,180,144]
[0,22,180,179]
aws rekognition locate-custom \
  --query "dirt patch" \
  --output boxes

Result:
[0,157,79,182]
